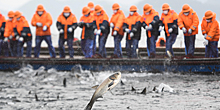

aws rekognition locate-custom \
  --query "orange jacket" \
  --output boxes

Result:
[94,10,110,35]
[178,9,199,36]
[160,10,178,37]
[31,11,52,36]
[79,14,96,39]
[110,10,125,36]
[123,12,142,40]
[0,14,6,38]
[201,13,220,41]
[142,9,160,37]
[156,37,166,47]
[13,16,32,41]
[4,19,14,38]
[57,13,77,39]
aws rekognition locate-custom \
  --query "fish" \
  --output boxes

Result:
[84,72,121,110]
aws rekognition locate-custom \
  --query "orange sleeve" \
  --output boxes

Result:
[22,17,30,27]
[190,12,199,30]
[178,14,184,29]
[114,13,125,31]
[31,14,37,26]
[72,15,77,23]
[45,13,53,27]
[4,21,10,37]
[201,18,206,35]
[110,14,113,23]
[206,21,219,40]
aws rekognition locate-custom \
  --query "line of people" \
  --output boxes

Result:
[0,2,219,58]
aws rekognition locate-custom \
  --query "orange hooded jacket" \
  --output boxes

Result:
[31,11,53,36]
[57,12,77,39]
[110,10,125,36]
[4,18,14,38]
[94,10,110,35]
[178,9,199,36]
[201,13,220,41]
[123,12,142,40]
[79,14,96,40]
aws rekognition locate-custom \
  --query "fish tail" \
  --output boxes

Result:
[84,100,95,110]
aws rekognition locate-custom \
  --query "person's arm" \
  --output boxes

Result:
[190,12,199,31]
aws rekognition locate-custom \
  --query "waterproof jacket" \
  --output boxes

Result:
[13,16,32,41]
[110,10,125,36]
[142,9,160,37]
[160,10,178,37]
[0,14,6,39]
[123,12,142,40]
[94,10,110,35]
[4,18,15,40]
[178,9,199,36]
[31,11,52,36]
[79,14,96,40]
[56,12,78,39]
[201,13,220,41]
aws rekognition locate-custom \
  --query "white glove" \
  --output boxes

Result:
[4,38,8,42]
[145,25,149,30]
[125,28,130,33]
[148,24,152,30]
[59,29,64,33]
[36,22,42,27]
[43,26,47,31]
[203,39,208,46]
[113,30,117,36]
[130,32,134,38]
[18,37,24,42]
[188,29,192,34]
[9,35,13,39]
[158,26,163,32]
[68,28,73,32]
[168,28,173,33]
[94,29,98,34]
[182,27,187,33]
[110,23,114,28]
[16,36,19,40]
[96,29,101,35]
[204,34,207,39]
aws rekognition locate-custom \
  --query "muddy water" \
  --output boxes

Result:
[0,66,220,110]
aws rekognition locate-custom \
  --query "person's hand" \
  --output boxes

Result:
[182,27,187,33]
[203,39,208,46]
[130,32,134,38]
[59,29,64,33]
[188,29,192,34]
[3,37,8,42]
[113,30,117,36]
[96,29,101,35]
[68,28,73,32]
[125,28,130,33]
[9,35,13,39]
[110,23,114,28]
[168,28,173,33]
[43,26,47,31]
[158,26,163,32]
[148,24,152,30]
[36,22,42,27]
[18,37,24,42]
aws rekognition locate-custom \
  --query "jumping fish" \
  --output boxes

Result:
[84,72,121,110]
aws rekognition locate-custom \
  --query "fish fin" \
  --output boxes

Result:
[131,86,136,91]
[97,95,103,99]
[140,87,146,95]
[120,80,125,86]
[91,85,99,89]
[109,89,114,95]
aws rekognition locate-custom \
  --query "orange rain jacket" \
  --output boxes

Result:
[94,10,110,35]
[201,13,220,41]
[56,13,78,39]
[178,9,199,36]
[14,16,32,41]
[123,12,142,40]
[31,11,52,36]
[79,14,96,40]
[142,9,160,38]
[156,37,166,47]
[160,10,178,37]
[0,14,6,39]
[4,18,14,40]
[110,10,125,36]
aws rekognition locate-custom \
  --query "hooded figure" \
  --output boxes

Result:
[56,6,78,58]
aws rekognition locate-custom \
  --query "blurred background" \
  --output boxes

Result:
[0,0,219,48]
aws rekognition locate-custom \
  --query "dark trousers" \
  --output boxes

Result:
[98,34,108,58]
[114,34,123,58]
[184,35,195,56]
[166,34,177,56]
[126,39,139,58]
[205,41,218,58]
[147,35,157,57]
[59,38,74,58]
[17,40,32,57]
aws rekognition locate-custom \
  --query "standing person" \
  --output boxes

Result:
[178,4,199,58]
[56,6,78,58]
[0,12,6,56]
[201,10,219,58]
[142,4,160,58]
[160,3,178,57]
[93,5,110,58]
[31,4,56,58]
[78,6,96,58]
[88,2,96,55]
[123,5,141,58]
[3,11,14,57]
[13,11,32,57]
[110,3,125,58]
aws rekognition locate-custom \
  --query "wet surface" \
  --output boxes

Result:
[0,65,220,110]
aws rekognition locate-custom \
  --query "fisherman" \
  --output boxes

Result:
[31,4,56,58]
[123,5,141,58]
[110,3,125,58]
[79,6,96,58]
[178,4,199,58]
[93,5,110,58]
[156,37,166,47]
[142,4,160,58]
[12,11,32,57]
[3,11,14,57]
[201,10,219,58]
[0,12,6,56]
[56,6,78,58]
[160,3,178,57]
